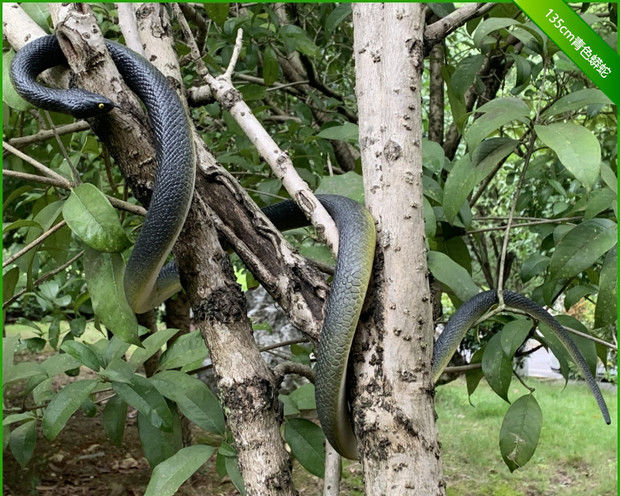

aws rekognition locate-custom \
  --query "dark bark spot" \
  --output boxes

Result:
[192,285,246,325]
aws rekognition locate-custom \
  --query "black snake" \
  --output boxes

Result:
[11,34,610,461]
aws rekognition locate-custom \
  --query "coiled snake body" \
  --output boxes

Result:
[11,35,610,462]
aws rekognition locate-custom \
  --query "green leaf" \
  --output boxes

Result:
[554,315,597,377]
[100,358,134,384]
[113,374,174,432]
[3,50,32,111]
[289,383,316,411]
[128,328,179,370]
[499,319,532,358]
[21,3,50,31]
[600,163,617,194]
[423,197,437,239]
[534,123,601,189]
[466,348,484,401]
[315,122,359,144]
[41,353,81,377]
[472,137,519,182]
[549,219,617,280]
[262,46,279,86]
[150,371,225,434]
[84,248,139,345]
[5,361,45,385]
[595,246,617,328]
[499,394,542,472]
[542,88,612,118]
[316,171,365,203]
[465,98,530,150]
[239,84,266,102]
[284,418,325,477]
[280,25,320,57]
[60,341,102,372]
[422,138,445,175]
[427,251,480,302]
[584,188,616,219]
[473,18,520,47]
[138,410,183,467]
[145,445,216,496]
[443,155,477,223]
[326,4,351,34]
[63,183,130,252]
[204,3,229,27]
[3,412,36,426]
[42,379,99,440]
[482,332,512,402]
[102,395,127,446]
[449,54,484,97]
[9,419,36,467]
[564,285,595,310]
[3,266,20,304]
[225,456,247,495]
[520,254,550,282]
[48,317,61,349]
[158,331,208,371]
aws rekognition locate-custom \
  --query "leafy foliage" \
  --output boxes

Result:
[2,2,616,490]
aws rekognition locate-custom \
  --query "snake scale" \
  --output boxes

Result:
[11,34,610,461]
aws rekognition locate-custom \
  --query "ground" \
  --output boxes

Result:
[3,346,617,495]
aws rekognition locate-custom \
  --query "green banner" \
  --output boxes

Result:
[515,0,620,106]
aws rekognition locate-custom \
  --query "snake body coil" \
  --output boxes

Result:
[11,34,610,462]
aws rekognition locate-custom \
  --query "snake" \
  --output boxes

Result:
[11,34,610,462]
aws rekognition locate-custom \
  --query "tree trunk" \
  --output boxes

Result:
[352,4,445,494]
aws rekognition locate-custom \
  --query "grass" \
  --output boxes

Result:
[435,378,617,496]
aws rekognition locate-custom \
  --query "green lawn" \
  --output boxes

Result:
[435,378,617,496]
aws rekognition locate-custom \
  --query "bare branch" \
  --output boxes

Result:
[116,3,143,54]
[3,141,71,185]
[3,221,67,268]
[323,443,342,496]
[2,169,146,216]
[274,361,315,383]
[424,3,494,52]
[467,217,581,234]
[172,4,340,252]
[223,29,244,80]
[3,251,85,309]
[8,120,91,147]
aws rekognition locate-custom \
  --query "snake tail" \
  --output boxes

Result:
[11,35,195,313]
[432,290,610,425]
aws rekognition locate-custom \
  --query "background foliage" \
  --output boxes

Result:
[2,3,617,493]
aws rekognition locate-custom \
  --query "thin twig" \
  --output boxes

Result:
[223,29,244,80]
[274,361,315,383]
[466,218,580,234]
[42,110,81,183]
[513,368,535,392]
[3,221,67,268]
[8,121,90,147]
[3,251,85,308]
[1,169,146,216]
[186,337,310,375]
[3,141,71,185]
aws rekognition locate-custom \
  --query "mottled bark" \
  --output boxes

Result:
[428,42,445,145]
[41,4,300,494]
[352,4,445,495]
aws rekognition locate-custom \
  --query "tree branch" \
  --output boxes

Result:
[3,251,85,309]
[8,120,90,147]
[3,221,67,268]
[424,3,494,52]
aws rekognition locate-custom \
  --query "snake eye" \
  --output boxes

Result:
[98,103,105,109]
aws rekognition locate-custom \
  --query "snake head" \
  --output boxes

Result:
[67,90,116,118]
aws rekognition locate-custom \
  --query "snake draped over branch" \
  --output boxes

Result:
[11,34,610,462]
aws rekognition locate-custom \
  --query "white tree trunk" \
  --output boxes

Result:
[352,4,445,495]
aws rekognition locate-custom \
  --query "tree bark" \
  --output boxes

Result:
[352,4,445,495]
[42,4,298,494]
